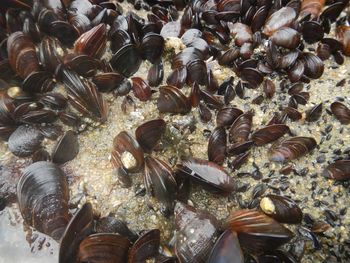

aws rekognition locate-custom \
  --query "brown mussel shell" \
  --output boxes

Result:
[128,229,160,262]
[330,101,350,124]
[78,233,130,263]
[225,209,293,254]
[74,24,107,58]
[260,194,303,224]
[228,112,253,144]
[216,106,243,127]
[157,85,191,114]
[322,160,350,181]
[111,131,144,173]
[251,124,290,146]
[269,136,317,162]
[59,203,94,263]
[135,119,166,153]
[17,161,70,240]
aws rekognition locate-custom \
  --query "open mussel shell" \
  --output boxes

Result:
[135,119,166,153]
[157,85,191,114]
[110,44,142,77]
[225,209,293,254]
[260,195,302,224]
[208,230,244,263]
[17,161,70,240]
[59,203,94,263]
[330,101,350,124]
[269,136,317,162]
[74,23,107,58]
[51,130,79,165]
[208,126,227,165]
[78,233,131,263]
[111,131,144,173]
[174,202,219,263]
[8,125,44,157]
[129,229,160,262]
[176,157,234,195]
[251,124,290,146]
[322,160,350,181]
[144,156,177,214]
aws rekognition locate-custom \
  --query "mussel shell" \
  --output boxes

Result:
[208,230,244,263]
[8,125,44,157]
[260,194,303,224]
[131,77,152,101]
[270,27,300,49]
[166,67,187,89]
[263,7,296,36]
[322,160,350,181]
[208,126,227,165]
[176,157,234,195]
[225,209,294,253]
[92,72,126,93]
[144,156,177,213]
[22,71,52,93]
[305,103,323,122]
[59,203,94,263]
[74,24,107,58]
[175,202,219,263]
[269,136,317,162]
[111,131,144,173]
[157,85,191,114]
[140,33,164,63]
[52,130,79,165]
[216,107,243,127]
[302,53,324,79]
[228,112,253,144]
[330,101,350,124]
[38,36,64,73]
[95,217,138,242]
[147,60,164,87]
[135,119,166,153]
[187,59,208,86]
[64,54,99,78]
[50,21,79,46]
[110,44,142,77]
[78,233,130,263]
[129,229,160,262]
[251,124,290,146]
[17,161,70,240]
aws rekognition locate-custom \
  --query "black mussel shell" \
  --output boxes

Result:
[176,157,234,195]
[225,209,293,253]
[148,60,164,87]
[38,36,64,73]
[50,21,79,46]
[260,194,303,224]
[208,126,227,165]
[302,53,324,79]
[157,85,191,114]
[216,106,243,127]
[251,124,290,146]
[96,217,138,242]
[110,44,142,77]
[111,131,144,173]
[135,119,166,153]
[51,131,79,165]
[240,68,263,88]
[208,230,244,263]
[322,160,350,181]
[166,67,187,89]
[39,92,67,110]
[187,59,208,86]
[269,136,317,162]
[229,112,253,144]
[92,72,127,93]
[301,21,324,44]
[263,79,275,99]
[144,156,177,214]
[22,71,52,93]
[17,161,70,240]
[305,103,323,122]
[140,33,164,63]
[8,125,44,157]
[64,54,99,78]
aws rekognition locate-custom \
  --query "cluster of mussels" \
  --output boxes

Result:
[0,0,350,262]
